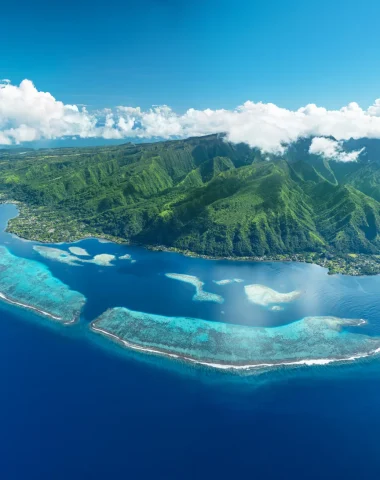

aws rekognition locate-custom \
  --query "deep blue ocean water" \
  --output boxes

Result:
[1,203,380,479]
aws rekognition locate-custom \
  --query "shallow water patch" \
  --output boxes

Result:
[166,273,224,304]
[0,245,85,323]
[91,307,380,371]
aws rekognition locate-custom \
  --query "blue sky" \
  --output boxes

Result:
[3,0,380,111]
[2,0,380,152]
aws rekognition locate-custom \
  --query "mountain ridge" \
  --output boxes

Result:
[2,134,380,270]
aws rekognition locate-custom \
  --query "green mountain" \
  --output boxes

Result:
[2,134,380,258]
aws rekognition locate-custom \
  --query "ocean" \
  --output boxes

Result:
[1,203,380,479]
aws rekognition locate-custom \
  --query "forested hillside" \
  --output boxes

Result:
[2,134,380,258]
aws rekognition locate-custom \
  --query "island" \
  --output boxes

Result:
[91,307,380,370]
[0,245,85,324]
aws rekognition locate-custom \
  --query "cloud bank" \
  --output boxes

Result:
[1,79,380,160]
[309,137,364,162]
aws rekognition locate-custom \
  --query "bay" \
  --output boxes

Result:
[1,203,380,479]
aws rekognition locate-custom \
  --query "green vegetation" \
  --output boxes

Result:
[2,134,380,274]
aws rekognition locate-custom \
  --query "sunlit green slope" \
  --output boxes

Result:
[1,134,380,256]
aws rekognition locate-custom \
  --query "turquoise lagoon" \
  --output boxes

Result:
[3,203,380,479]
[92,308,380,368]
[2,203,380,373]
[0,244,85,324]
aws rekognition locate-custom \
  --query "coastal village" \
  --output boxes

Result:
[3,197,380,277]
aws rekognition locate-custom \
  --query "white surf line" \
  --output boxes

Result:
[0,292,63,321]
[63,315,79,325]
[91,324,380,372]
[91,325,190,361]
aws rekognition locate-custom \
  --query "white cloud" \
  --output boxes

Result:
[0,79,97,144]
[309,137,364,162]
[1,79,380,158]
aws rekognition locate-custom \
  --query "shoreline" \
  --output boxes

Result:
[2,199,380,374]
[3,199,380,277]
[90,322,380,373]
[0,292,76,325]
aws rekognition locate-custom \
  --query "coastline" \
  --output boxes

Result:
[0,292,76,324]
[90,321,380,373]
[2,199,380,375]
[3,199,380,277]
